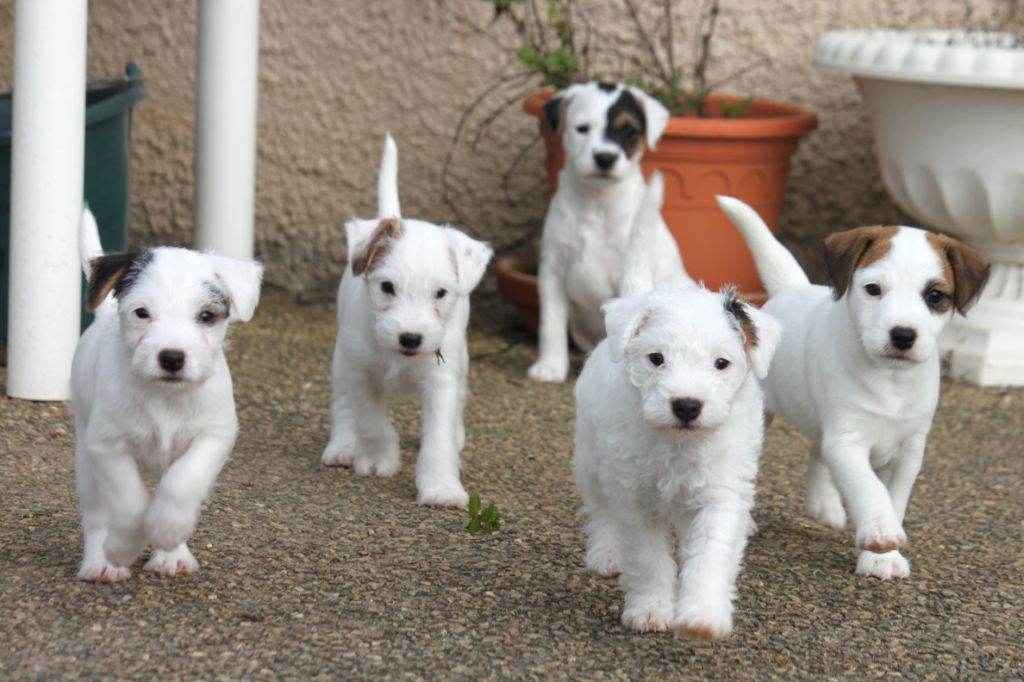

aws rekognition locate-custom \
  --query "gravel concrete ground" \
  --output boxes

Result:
[2,290,1022,680]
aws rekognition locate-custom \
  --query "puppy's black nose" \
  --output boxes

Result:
[889,327,917,350]
[158,349,186,373]
[593,152,617,170]
[399,333,423,350]
[671,398,703,424]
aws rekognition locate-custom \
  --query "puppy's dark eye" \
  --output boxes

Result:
[619,123,636,136]
[864,283,882,297]
[134,308,150,320]
[715,358,731,370]
[197,310,216,325]
[435,288,448,300]
[381,281,396,295]
[925,288,947,306]
[648,352,664,367]
[575,124,590,134]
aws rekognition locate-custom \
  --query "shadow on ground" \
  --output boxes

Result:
[2,290,1022,679]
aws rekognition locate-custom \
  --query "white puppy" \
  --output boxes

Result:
[529,81,692,383]
[573,175,781,639]
[717,196,990,579]
[72,209,263,583]
[322,135,493,508]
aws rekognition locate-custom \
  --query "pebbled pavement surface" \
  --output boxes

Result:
[2,290,1022,680]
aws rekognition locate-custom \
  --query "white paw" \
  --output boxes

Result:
[527,357,568,383]
[144,545,200,577]
[417,478,469,509]
[856,519,906,553]
[584,545,620,577]
[621,600,673,633]
[144,498,198,552]
[321,439,356,467]
[352,450,401,477]
[79,560,131,584]
[807,494,847,529]
[856,550,910,580]
[671,601,734,640]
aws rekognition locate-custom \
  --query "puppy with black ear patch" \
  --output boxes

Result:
[72,208,263,582]
[573,175,781,639]
[322,134,492,508]
[718,196,990,579]
[528,81,693,383]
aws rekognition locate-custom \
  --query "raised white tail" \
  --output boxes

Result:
[378,133,401,219]
[716,195,809,296]
[620,171,666,297]
[79,206,103,277]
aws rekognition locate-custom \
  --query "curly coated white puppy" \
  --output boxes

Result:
[72,209,263,583]
[528,81,692,383]
[322,135,492,508]
[573,175,781,639]
[718,196,990,580]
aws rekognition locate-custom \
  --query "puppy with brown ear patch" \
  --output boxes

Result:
[72,208,263,582]
[322,134,492,508]
[718,196,990,580]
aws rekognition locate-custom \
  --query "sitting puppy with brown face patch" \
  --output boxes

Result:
[322,135,492,508]
[718,196,990,580]
[527,81,693,383]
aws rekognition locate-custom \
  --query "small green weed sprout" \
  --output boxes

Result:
[464,492,501,534]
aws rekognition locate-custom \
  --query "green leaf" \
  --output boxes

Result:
[722,95,754,119]
[465,517,482,534]
[480,504,501,532]
[467,491,481,518]
[517,46,540,69]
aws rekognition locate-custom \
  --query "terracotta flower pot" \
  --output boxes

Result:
[494,252,766,336]
[521,90,816,295]
[495,254,541,334]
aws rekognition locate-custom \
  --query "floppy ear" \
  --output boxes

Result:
[938,235,990,315]
[541,84,582,137]
[627,86,670,150]
[347,218,403,276]
[208,255,264,322]
[821,226,887,299]
[602,293,651,362]
[541,94,566,136]
[447,229,493,293]
[724,293,781,380]
[86,250,152,311]
[540,93,573,137]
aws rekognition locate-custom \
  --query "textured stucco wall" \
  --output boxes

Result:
[1,0,1021,296]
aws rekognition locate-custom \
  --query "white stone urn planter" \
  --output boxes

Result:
[815,30,1024,386]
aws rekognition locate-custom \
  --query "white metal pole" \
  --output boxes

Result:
[7,0,88,400]
[193,0,261,259]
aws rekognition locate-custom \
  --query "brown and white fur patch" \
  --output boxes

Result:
[323,134,492,509]
[717,195,988,581]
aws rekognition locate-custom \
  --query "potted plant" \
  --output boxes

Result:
[815,29,1024,386]
[454,0,816,331]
